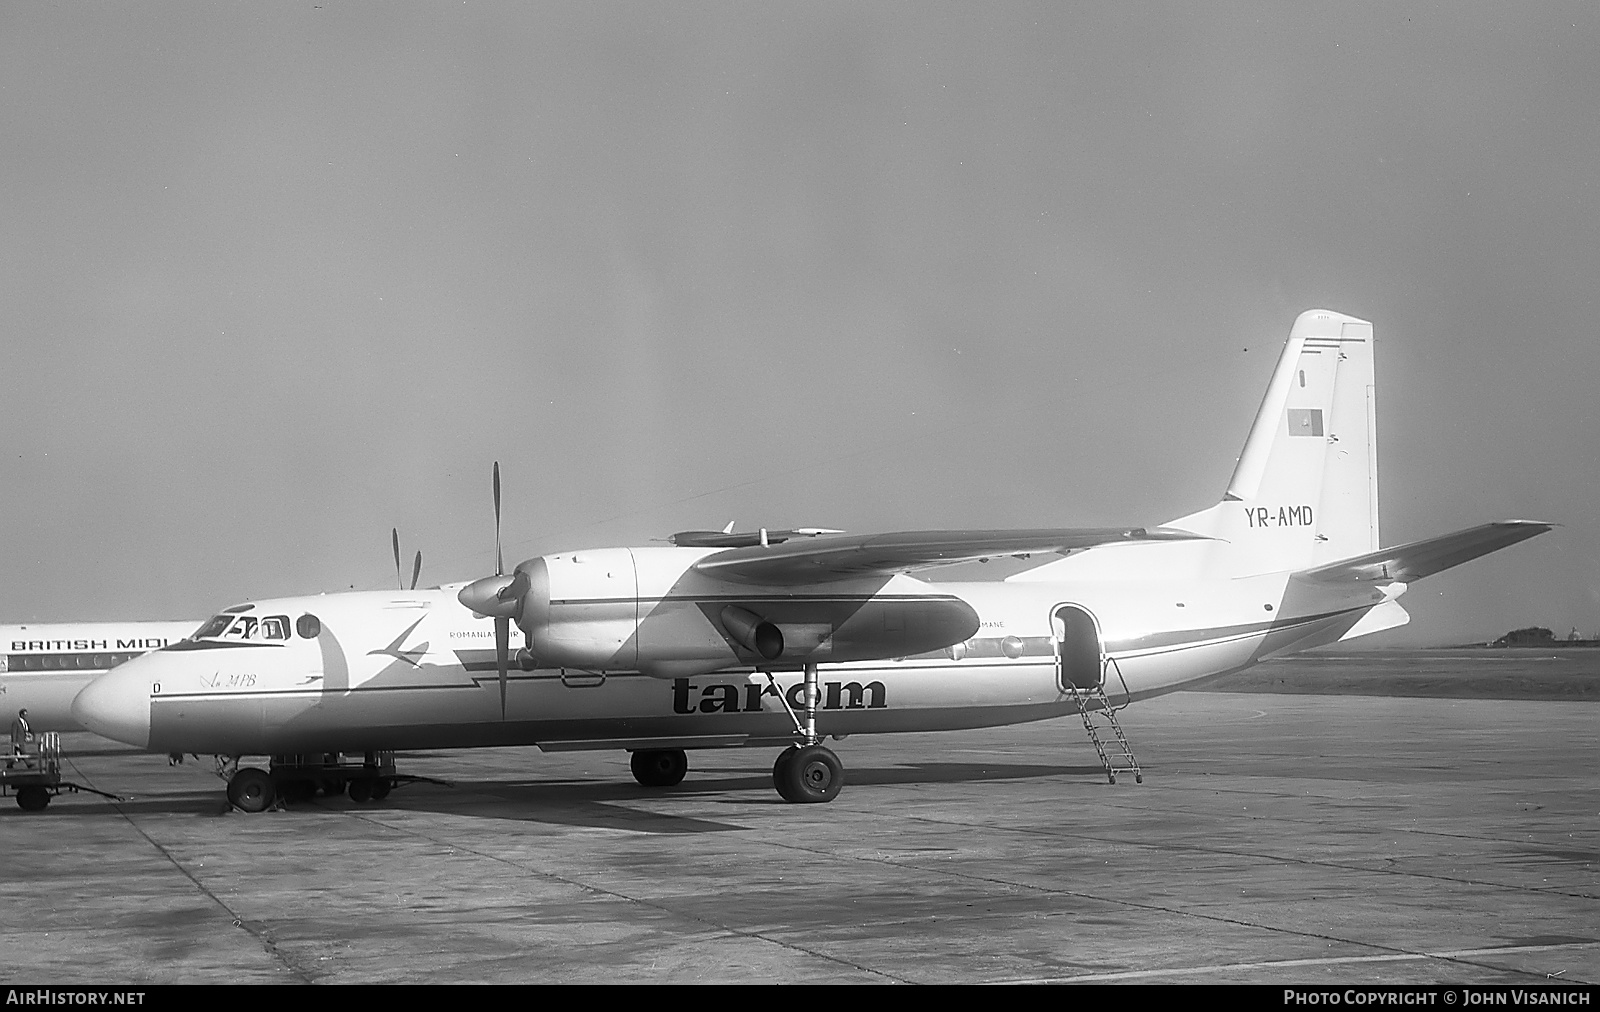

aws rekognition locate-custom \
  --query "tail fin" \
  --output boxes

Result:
[1166,310,1379,577]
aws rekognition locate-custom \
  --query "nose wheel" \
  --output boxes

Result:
[226,767,275,813]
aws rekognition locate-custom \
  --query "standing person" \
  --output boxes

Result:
[8,708,31,767]
[9,710,31,752]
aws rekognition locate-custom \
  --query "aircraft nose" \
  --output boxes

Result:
[72,664,151,749]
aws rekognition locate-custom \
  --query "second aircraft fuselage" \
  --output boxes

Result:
[1,621,199,732]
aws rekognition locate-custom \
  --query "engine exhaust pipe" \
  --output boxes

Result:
[720,606,784,661]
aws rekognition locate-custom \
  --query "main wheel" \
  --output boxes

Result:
[630,749,688,788]
[370,778,392,801]
[772,747,799,802]
[773,744,843,804]
[227,768,275,813]
[347,777,374,803]
[16,786,51,811]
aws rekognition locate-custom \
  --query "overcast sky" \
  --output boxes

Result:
[2,3,1596,645]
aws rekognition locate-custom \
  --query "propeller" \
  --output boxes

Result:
[458,463,518,719]
[391,528,423,591]
[491,462,508,718]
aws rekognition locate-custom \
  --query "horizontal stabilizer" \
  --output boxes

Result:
[694,527,1206,585]
[1338,599,1410,641]
[1297,520,1552,584]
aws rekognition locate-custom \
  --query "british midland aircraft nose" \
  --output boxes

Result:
[71,664,151,749]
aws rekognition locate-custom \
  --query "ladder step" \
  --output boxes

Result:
[1066,681,1142,784]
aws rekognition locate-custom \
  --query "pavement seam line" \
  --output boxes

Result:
[995,940,1600,984]
[753,830,1574,985]
[1083,781,1600,851]
[66,757,319,985]
[902,808,1598,981]
[337,806,914,984]
[905,808,1600,901]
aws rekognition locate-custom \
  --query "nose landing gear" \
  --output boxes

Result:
[225,767,274,813]
[217,752,417,812]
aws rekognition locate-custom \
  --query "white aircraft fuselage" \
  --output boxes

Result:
[68,562,1384,757]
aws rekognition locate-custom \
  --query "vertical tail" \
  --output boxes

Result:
[1166,310,1379,577]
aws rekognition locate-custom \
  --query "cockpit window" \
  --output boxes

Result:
[193,613,293,642]
[192,615,233,639]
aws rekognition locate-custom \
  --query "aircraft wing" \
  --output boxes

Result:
[692,527,1205,585]
[1296,520,1552,584]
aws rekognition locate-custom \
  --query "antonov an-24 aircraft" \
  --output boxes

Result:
[72,310,1549,811]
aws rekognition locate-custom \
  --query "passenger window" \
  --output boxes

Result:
[296,614,322,638]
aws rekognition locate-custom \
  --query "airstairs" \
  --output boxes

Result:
[1066,663,1142,784]
[3,732,123,811]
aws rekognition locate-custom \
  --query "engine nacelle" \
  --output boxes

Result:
[507,545,981,679]
[517,550,642,670]
[719,606,783,660]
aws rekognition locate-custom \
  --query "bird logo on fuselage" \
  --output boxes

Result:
[366,615,430,668]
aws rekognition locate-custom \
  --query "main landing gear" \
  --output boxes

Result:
[216,752,407,813]
[630,748,689,788]
[765,662,845,804]
[772,744,843,803]
[629,665,846,803]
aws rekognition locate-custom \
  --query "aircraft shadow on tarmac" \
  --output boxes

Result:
[1,761,1103,832]
[341,760,1103,832]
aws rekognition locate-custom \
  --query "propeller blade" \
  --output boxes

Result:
[493,461,503,576]
[494,616,509,720]
[410,551,423,591]
[392,528,403,590]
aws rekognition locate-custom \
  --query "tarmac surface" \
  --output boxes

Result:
[2,688,1596,985]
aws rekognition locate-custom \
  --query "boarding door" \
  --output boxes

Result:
[1052,604,1104,693]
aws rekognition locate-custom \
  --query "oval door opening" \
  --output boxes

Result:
[1052,604,1103,692]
